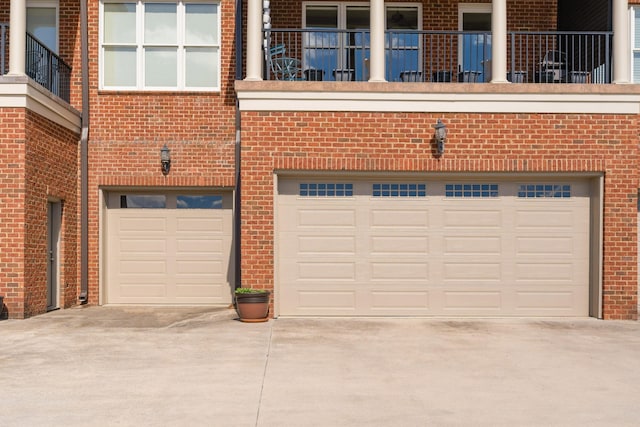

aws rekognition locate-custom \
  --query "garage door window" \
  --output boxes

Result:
[445,184,498,198]
[177,195,223,208]
[517,184,571,198]
[120,194,166,208]
[372,183,426,197]
[299,183,353,197]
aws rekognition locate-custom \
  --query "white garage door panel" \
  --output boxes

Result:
[371,209,429,228]
[371,235,429,254]
[516,291,574,309]
[120,238,167,253]
[278,179,590,316]
[371,291,429,310]
[120,284,166,298]
[106,193,233,305]
[118,217,167,231]
[445,236,501,254]
[444,209,502,228]
[370,261,428,281]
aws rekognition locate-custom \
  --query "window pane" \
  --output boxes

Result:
[305,5,338,28]
[104,47,137,86]
[177,195,223,209]
[144,3,177,45]
[462,12,491,31]
[346,6,369,30]
[145,47,177,86]
[185,4,218,44]
[27,7,57,52]
[372,183,426,197]
[120,195,166,208]
[104,3,136,44]
[445,184,498,198]
[299,183,353,197]
[386,7,418,30]
[635,10,640,83]
[185,47,217,87]
[635,12,640,46]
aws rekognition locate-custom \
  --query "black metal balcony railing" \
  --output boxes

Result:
[265,29,612,84]
[0,23,71,102]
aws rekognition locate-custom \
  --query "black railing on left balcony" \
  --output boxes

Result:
[26,32,71,102]
[1,24,71,103]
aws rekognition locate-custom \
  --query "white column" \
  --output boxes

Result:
[491,0,508,83]
[9,0,26,76]
[245,0,263,81]
[369,0,386,82]
[612,0,630,84]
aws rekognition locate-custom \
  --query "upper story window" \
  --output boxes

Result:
[100,0,220,91]
[632,7,640,83]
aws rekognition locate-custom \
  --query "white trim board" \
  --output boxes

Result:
[0,79,81,133]
[237,90,640,114]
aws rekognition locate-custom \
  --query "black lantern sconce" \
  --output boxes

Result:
[433,119,448,155]
[160,144,171,175]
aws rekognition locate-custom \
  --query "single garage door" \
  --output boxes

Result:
[277,178,590,316]
[105,192,233,305]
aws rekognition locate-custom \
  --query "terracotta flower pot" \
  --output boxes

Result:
[235,291,270,322]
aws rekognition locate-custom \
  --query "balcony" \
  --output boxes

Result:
[1,23,72,103]
[265,29,612,85]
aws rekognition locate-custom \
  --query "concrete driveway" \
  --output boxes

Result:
[2,307,640,426]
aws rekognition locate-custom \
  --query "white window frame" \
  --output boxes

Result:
[99,0,221,91]
[631,6,640,83]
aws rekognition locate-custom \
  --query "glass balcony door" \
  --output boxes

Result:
[459,4,491,82]
[303,3,419,82]
[386,6,419,81]
[27,3,58,53]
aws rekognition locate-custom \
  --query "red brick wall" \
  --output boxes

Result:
[85,0,238,304]
[0,108,79,319]
[59,0,82,109]
[24,110,79,318]
[0,108,27,318]
[240,111,639,320]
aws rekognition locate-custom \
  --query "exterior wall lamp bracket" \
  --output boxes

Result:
[433,119,448,155]
[161,144,171,175]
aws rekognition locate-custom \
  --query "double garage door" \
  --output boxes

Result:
[105,192,233,305]
[277,178,591,317]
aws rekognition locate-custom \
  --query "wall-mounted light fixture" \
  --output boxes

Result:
[433,119,448,155]
[160,144,171,175]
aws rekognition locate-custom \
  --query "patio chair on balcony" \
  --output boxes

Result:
[268,44,303,81]
[399,70,423,82]
[536,50,566,83]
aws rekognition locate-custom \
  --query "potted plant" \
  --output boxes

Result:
[234,288,270,322]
